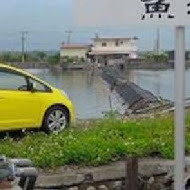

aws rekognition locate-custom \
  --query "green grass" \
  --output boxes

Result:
[1,112,190,168]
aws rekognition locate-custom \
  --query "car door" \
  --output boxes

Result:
[0,68,42,130]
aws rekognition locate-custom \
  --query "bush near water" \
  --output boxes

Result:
[1,112,190,168]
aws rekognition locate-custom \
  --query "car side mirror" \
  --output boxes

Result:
[29,82,36,92]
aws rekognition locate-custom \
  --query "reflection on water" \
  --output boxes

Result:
[28,68,190,119]
[33,70,113,119]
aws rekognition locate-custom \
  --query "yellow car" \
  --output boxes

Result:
[0,64,75,133]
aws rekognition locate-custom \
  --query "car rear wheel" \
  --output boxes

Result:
[42,106,69,134]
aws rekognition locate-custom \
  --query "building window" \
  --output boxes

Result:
[102,42,107,47]
[115,55,122,59]
[115,40,119,47]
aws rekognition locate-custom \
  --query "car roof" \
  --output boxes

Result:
[0,63,52,89]
[0,63,30,75]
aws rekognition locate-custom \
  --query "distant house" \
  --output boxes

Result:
[60,44,90,60]
[89,37,138,66]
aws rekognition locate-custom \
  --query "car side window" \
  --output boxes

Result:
[29,78,48,92]
[0,69,27,91]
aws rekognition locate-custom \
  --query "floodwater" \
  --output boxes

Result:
[28,69,114,119]
[127,69,190,101]
[27,68,190,119]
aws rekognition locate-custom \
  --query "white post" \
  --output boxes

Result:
[175,26,186,190]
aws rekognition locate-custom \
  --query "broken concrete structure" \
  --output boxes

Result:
[101,67,161,114]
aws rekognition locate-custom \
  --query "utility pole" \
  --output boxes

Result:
[174,26,186,190]
[95,32,99,39]
[65,30,73,45]
[156,28,160,55]
[21,31,28,63]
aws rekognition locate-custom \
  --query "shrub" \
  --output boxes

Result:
[144,52,169,63]
[1,112,190,168]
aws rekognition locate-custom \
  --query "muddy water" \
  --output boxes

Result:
[27,68,190,119]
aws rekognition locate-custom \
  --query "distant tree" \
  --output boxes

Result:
[144,52,169,63]
[37,51,46,61]
[47,53,60,64]
[0,52,21,62]
[2,53,11,62]
[24,53,33,62]
[10,53,22,62]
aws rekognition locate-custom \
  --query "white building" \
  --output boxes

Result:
[89,37,138,65]
[60,44,90,59]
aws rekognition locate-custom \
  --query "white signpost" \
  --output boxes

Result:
[74,0,188,189]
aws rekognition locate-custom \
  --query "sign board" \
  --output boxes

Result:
[74,0,190,26]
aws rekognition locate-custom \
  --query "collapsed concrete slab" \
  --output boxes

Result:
[101,67,161,114]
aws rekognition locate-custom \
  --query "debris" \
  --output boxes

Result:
[101,67,171,114]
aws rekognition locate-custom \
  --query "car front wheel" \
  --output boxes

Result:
[42,106,69,134]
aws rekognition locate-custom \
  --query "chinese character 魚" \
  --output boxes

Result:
[141,0,174,20]
[188,3,190,14]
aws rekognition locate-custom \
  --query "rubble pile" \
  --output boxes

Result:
[101,67,170,114]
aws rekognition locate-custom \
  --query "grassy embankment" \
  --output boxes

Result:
[1,112,190,168]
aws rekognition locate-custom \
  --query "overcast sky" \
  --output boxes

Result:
[0,0,188,51]
[0,0,74,51]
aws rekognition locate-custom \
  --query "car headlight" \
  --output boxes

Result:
[61,90,70,99]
